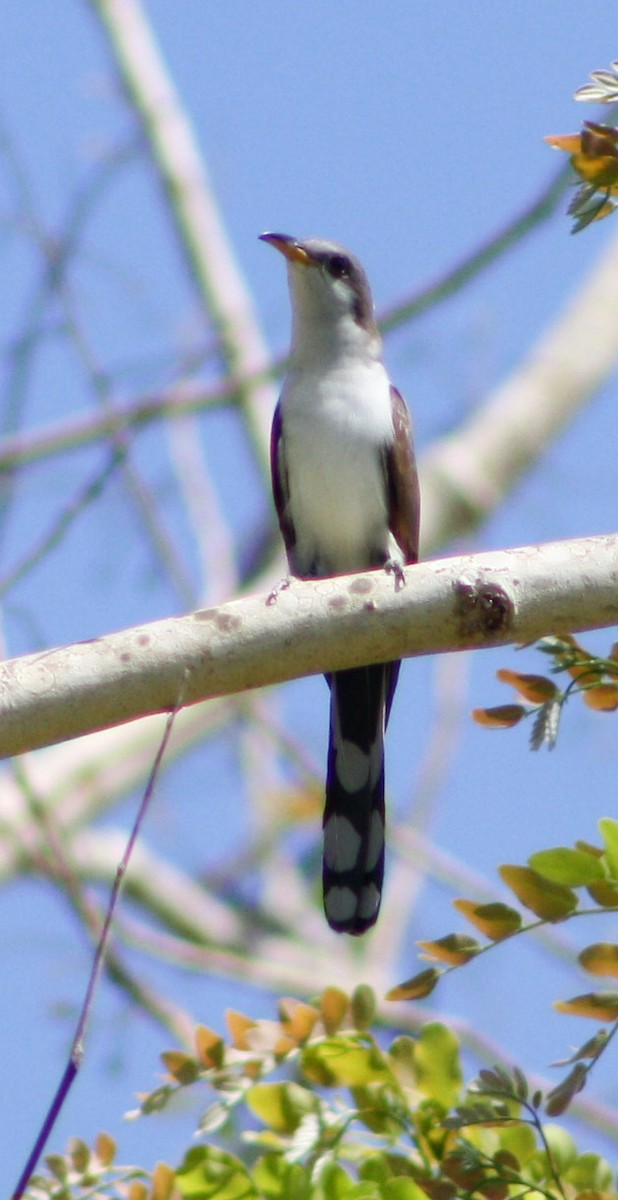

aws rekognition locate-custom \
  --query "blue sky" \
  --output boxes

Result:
[2,3,618,1193]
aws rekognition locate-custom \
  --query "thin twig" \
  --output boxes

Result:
[420,226,618,551]
[380,164,571,332]
[167,414,239,603]
[11,683,187,1200]
[0,448,125,597]
[0,168,570,475]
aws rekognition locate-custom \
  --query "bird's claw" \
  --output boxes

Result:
[267,576,291,605]
[384,558,406,590]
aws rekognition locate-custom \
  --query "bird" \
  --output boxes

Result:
[260,232,420,935]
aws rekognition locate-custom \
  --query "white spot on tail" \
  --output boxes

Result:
[335,739,370,793]
[324,886,357,925]
[365,810,384,872]
[323,815,361,872]
[358,883,380,921]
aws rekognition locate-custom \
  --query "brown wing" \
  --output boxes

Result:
[270,400,297,562]
[384,385,420,565]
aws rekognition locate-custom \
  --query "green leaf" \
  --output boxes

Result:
[497,1122,538,1166]
[499,864,577,920]
[351,984,377,1030]
[542,1125,578,1170]
[552,1029,609,1066]
[453,899,522,941]
[563,1149,614,1193]
[388,1036,415,1073]
[246,1082,316,1133]
[528,847,605,886]
[417,933,481,965]
[442,1100,511,1129]
[382,1180,432,1200]
[350,1083,405,1137]
[554,991,618,1020]
[386,968,441,1002]
[68,1137,90,1173]
[317,1160,355,1198]
[252,1153,311,1200]
[474,1066,516,1098]
[599,817,618,877]
[301,1035,392,1088]
[413,1023,462,1109]
[359,1154,393,1185]
[161,1050,200,1085]
[198,1098,237,1135]
[544,1064,587,1116]
[175,1145,257,1199]
[44,1154,68,1182]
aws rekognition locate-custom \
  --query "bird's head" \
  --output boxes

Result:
[260,232,380,362]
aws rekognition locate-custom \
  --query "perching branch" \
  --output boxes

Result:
[380,163,572,332]
[1,532,617,759]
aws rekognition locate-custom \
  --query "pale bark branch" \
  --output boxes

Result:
[1,533,617,759]
[90,0,277,467]
[0,379,230,471]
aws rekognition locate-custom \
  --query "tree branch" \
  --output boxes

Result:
[1,533,617,759]
[89,0,276,467]
[380,164,571,332]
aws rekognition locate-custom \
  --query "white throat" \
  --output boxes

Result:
[287,262,381,370]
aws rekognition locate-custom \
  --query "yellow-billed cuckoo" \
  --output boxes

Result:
[261,233,420,935]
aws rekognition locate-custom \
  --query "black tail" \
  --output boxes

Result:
[322,662,397,934]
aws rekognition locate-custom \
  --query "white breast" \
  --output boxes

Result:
[280,359,395,576]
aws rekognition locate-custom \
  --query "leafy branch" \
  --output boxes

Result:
[25,987,617,1199]
[25,984,618,1200]
[473,633,618,749]
[546,59,618,231]
[388,818,618,1120]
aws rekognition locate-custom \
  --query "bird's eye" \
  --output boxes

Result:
[328,254,351,279]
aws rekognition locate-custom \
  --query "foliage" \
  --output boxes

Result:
[473,634,618,749]
[389,818,618,1119]
[546,59,618,230]
[26,987,618,1199]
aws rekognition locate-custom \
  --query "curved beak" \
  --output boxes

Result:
[259,232,313,265]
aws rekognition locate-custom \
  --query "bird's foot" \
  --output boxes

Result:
[384,557,406,591]
[267,576,291,606]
